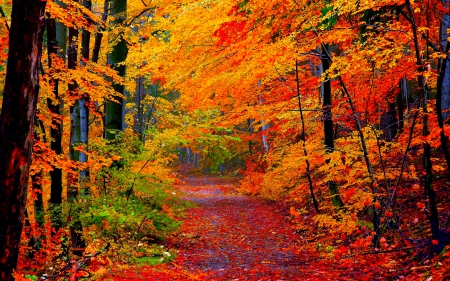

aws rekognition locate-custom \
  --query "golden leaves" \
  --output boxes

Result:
[46,0,103,31]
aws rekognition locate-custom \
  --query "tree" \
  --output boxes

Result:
[46,3,65,229]
[321,44,344,209]
[105,0,128,139]
[406,0,440,240]
[0,0,46,280]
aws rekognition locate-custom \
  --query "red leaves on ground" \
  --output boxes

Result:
[103,177,417,280]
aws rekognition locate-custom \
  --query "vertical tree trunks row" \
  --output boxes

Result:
[0,1,46,280]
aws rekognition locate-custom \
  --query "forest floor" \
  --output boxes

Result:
[103,176,436,281]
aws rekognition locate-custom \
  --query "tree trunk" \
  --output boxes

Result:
[257,80,269,153]
[187,147,192,164]
[437,0,450,176]
[322,44,344,208]
[406,0,440,239]
[248,117,254,155]
[78,0,91,193]
[29,119,46,253]
[296,61,320,213]
[68,20,79,203]
[397,80,405,131]
[105,0,128,140]
[194,153,199,168]
[66,14,86,254]
[92,0,110,64]
[380,99,398,141]
[32,119,47,228]
[81,0,91,61]
[135,75,146,141]
[0,1,46,279]
[46,12,65,229]
[440,1,450,122]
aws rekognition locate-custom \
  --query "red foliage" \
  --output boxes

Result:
[213,21,247,45]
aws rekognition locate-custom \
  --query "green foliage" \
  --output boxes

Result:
[64,132,188,263]
[24,275,38,281]
[320,3,338,30]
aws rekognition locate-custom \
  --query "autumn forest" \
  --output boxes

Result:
[1,0,450,280]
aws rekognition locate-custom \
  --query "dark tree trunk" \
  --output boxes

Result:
[68,21,79,202]
[397,80,405,131]
[322,44,344,208]
[81,0,92,61]
[380,100,398,141]
[78,0,91,190]
[105,0,128,139]
[46,13,64,229]
[248,118,254,155]
[92,0,110,64]
[67,17,86,255]
[32,119,46,228]
[436,14,450,176]
[0,1,46,280]
[296,61,320,213]
[406,0,440,239]
[135,75,146,141]
[440,0,450,122]
[29,119,46,255]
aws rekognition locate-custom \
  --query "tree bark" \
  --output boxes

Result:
[380,99,398,141]
[406,0,440,239]
[135,75,146,141]
[440,0,450,122]
[66,9,87,254]
[68,19,79,203]
[81,0,91,61]
[0,1,46,279]
[296,61,320,213]
[320,43,381,247]
[92,0,110,64]
[437,0,450,176]
[78,0,91,190]
[32,119,47,228]
[397,80,405,131]
[322,44,344,208]
[105,0,128,139]
[46,12,65,229]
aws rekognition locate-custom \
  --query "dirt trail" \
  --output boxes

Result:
[162,176,342,281]
[107,177,367,280]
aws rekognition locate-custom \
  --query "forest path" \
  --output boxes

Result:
[106,176,368,280]
[167,176,310,280]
